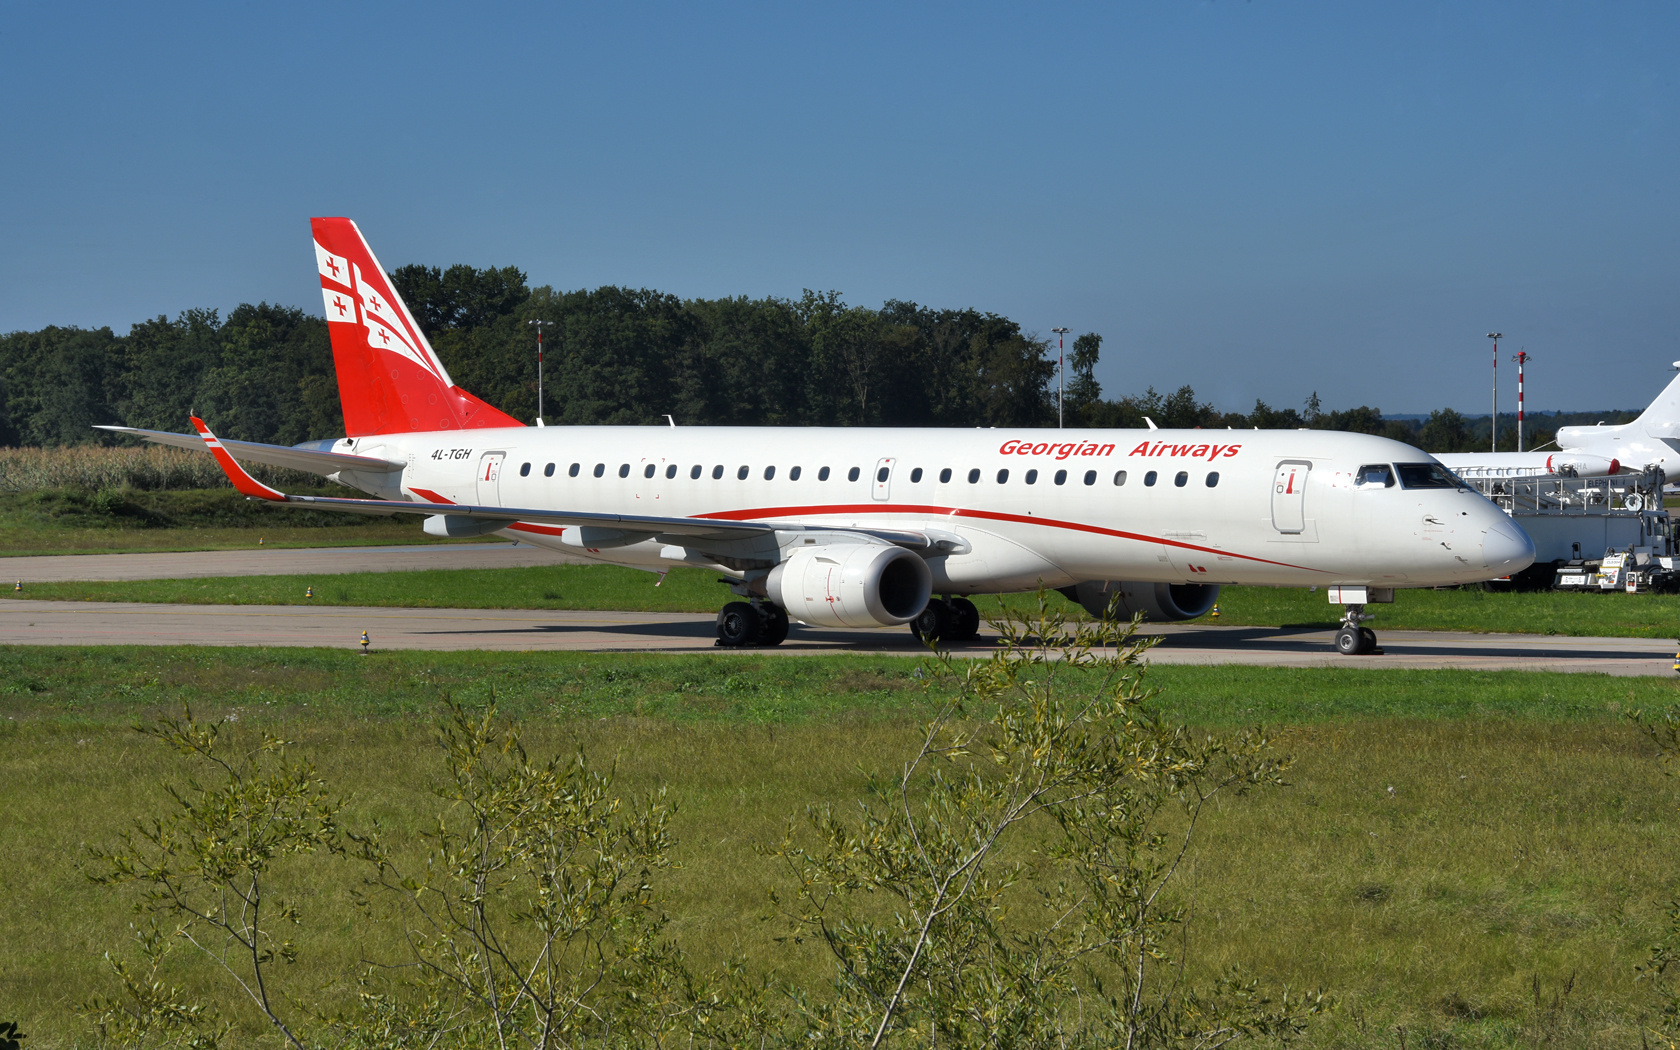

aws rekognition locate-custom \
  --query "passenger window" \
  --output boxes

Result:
[1144,471,1158,487]
[619,464,631,478]
[764,466,776,480]
[1054,469,1067,485]
[644,464,656,478]
[519,462,531,477]
[790,466,802,481]
[1113,470,1127,486]
[569,463,580,477]
[690,464,702,479]
[712,465,724,479]
[939,468,952,483]
[910,467,923,483]
[967,468,981,484]
[1025,469,1038,484]
[738,465,750,480]
[1084,470,1097,486]
[544,463,555,477]
[1206,471,1219,487]
[665,464,677,479]
[848,466,861,482]
[593,463,605,478]
[1357,464,1396,488]
[1174,471,1188,487]
[877,466,889,483]
[818,466,831,481]
[996,468,1009,484]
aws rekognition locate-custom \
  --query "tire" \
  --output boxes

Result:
[759,604,790,646]
[1334,626,1361,656]
[948,598,980,641]
[1357,626,1378,654]
[909,600,951,643]
[716,601,761,647]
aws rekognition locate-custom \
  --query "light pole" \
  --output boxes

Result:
[1052,327,1070,428]
[1486,332,1503,452]
[1512,349,1529,452]
[528,319,552,424]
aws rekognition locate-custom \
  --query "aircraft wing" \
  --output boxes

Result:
[95,425,404,474]
[188,417,947,551]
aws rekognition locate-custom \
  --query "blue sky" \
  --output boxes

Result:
[3,1,1677,414]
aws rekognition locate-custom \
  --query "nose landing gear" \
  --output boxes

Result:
[1333,604,1380,655]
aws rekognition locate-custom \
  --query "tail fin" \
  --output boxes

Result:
[1634,362,1680,435]
[311,217,523,436]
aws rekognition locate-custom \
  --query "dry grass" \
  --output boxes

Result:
[0,445,322,492]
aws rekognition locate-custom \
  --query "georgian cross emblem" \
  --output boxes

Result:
[331,296,350,317]
[326,257,341,278]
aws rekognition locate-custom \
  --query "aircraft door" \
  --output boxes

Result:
[1271,461,1310,533]
[477,452,506,506]
[872,457,896,501]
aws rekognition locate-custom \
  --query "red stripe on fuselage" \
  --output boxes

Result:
[401,486,1324,574]
[693,503,1325,573]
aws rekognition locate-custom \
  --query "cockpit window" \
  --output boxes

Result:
[1356,464,1395,488]
[1395,462,1464,490]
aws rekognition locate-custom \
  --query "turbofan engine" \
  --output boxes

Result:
[1059,580,1220,622]
[767,543,933,628]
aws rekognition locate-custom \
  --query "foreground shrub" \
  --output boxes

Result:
[83,593,1318,1048]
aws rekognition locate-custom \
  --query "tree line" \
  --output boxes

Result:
[0,262,1634,451]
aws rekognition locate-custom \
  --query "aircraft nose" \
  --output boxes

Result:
[1482,516,1535,575]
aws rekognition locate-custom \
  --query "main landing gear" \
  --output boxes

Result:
[909,597,982,644]
[1333,604,1380,656]
[715,600,790,648]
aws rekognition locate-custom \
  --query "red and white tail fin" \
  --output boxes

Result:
[311,217,523,437]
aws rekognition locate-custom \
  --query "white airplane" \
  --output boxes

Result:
[100,218,1534,656]
[1436,365,1680,481]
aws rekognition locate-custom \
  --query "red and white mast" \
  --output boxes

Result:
[1512,349,1529,452]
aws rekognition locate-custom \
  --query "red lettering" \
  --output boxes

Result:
[1222,445,1242,457]
[1190,444,1210,458]
[1032,442,1049,454]
[1000,440,1020,454]
[1097,443,1115,456]
[1208,444,1227,460]
[1129,442,1150,456]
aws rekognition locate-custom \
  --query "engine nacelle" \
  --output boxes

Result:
[1060,580,1220,622]
[768,543,933,628]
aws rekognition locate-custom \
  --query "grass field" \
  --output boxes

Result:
[16,560,1680,638]
[3,645,1680,1047]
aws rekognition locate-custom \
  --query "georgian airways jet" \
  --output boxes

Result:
[101,218,1534,656]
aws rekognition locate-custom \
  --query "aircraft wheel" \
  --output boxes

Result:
[909,600,951,643]
[948,597,981,641]
[716,601,761,647]
[1334,625,1362,656]
[1358,626,1378,654]
[759,604,790,646]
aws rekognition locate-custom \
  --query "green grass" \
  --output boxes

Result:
[0,488,477,555]
[3,646,1679,1047]
[17,561,1680,638]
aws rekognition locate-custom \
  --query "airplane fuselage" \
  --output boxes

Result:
[332,425,1534,592]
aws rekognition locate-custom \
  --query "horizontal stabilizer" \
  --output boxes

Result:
[95,425,404,475]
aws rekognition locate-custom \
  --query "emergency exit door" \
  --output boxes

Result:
[477,452,505,506]
[872,458,896,501]
[1271,461,1309,533]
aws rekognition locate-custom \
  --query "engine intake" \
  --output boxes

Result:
[1060,580,1220,622]
[768,543,933,628]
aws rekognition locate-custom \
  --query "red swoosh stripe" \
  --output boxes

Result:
[693,503,1325,573]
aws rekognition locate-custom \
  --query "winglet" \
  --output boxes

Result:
[191,417,288,501]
